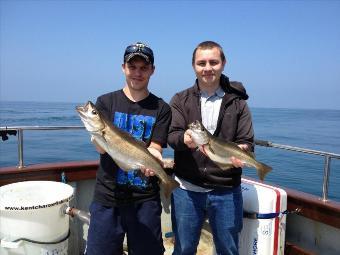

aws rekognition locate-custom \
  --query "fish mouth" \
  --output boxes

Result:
[76,101,104,133]
[75,105,87,119]
[76,105,84,112]
[76,101,92,116]
[76,102,93,122]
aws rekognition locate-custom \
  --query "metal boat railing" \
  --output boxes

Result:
[1,126,340,201]
[0,126,84,169]
[255,139,340,201]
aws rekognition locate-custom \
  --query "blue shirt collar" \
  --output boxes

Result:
[200,86,225,98]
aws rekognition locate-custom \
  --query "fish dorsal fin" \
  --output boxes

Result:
[228,141,255,159]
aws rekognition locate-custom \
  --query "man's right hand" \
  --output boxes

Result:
[184,129,197,149]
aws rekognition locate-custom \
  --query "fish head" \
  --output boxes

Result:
[76,101,105,133]
[188,120,209,145]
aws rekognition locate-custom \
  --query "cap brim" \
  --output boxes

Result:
[125,52,151,63]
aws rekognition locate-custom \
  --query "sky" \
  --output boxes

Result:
[1,0,339,110]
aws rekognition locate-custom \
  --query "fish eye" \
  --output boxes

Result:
[91,110,97,115]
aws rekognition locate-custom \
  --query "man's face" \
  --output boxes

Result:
[122,57,155,91]
[193,47,226,88]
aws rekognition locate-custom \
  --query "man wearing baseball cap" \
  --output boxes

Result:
[85,42,172,255]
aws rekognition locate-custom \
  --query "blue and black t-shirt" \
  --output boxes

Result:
[93,89,171,206]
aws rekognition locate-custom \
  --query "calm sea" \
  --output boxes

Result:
[1,101,340,202]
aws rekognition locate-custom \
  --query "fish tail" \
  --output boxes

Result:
[256,162,272,181]
[161,179,180,199]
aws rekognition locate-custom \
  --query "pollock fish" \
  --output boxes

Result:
[188,120,272,181]
[76,101,179,198]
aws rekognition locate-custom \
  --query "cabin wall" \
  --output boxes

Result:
[286,214,340,255]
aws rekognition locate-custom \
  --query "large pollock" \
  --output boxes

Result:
[188,120,272,181]
[76,101,179,198]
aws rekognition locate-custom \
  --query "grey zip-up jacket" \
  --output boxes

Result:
[168,75,254,189]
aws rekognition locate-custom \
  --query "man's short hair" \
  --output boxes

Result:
[192,41,226,65]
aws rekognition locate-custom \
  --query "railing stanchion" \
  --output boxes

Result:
[322,155,331,201]
[17,129,24,169]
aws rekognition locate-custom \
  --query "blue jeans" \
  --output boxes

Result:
[86,198,164,255]
[171,186,243,255]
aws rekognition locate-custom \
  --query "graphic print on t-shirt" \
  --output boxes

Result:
[113,112,156,189]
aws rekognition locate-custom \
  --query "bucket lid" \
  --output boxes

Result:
[0,181,74,211]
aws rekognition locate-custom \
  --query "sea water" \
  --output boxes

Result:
[0,101,339,202]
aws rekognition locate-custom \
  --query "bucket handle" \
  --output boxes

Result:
[1,238,23,249]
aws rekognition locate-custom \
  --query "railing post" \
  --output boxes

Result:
[322,155,331,201]
[17,129,24,169]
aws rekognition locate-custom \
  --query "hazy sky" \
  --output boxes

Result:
[1,0,339,110]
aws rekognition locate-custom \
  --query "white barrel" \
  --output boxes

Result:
[212,178,287,255]
[0,181,74,255]
[239,178,287,255]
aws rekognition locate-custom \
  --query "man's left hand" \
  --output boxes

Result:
[230,144,249,168]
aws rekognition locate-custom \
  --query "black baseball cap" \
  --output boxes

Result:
[124,42,154,65]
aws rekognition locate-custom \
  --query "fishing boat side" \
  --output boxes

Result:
[1,161,339,254]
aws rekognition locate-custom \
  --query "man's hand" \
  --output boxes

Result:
[141,143,163,177]
[230,144,249,168]
[184,129,197,149]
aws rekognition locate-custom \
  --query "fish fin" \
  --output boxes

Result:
[99,131,107,142]
[246,151,256,159]
[161,178,180,199]
[162,158,175,169]
[201,143,215,157]
[135,139,147,148]
[233,143,255,158]
[146,149,165,167]
[215,162,234,170]
[256,162,273,181]
[207,143,216,154]
[114,159,137,172]
[115,162,130,172]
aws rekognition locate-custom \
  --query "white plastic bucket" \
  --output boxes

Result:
[0,181,74,255]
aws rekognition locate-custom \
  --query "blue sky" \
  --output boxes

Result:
[1,0,339,110]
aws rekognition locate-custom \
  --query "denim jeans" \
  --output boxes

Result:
[86,198,164,255]
[171,186,243,255]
